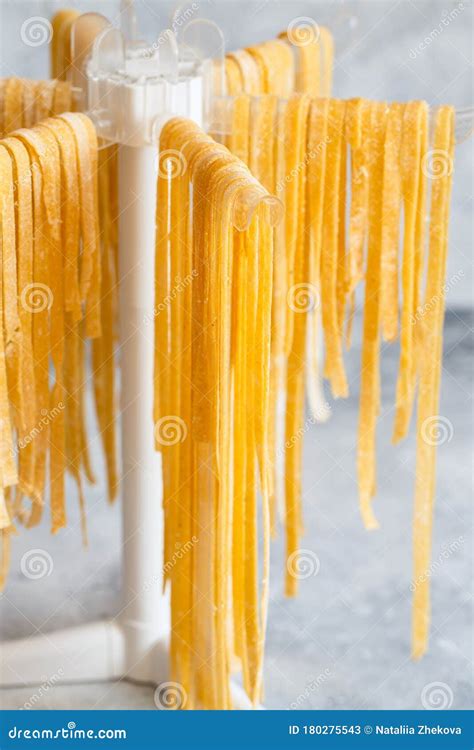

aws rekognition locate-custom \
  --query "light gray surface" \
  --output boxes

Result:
[0,312,472,710]
[0,0,472,712]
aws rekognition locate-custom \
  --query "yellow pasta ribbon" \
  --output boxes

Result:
[412,106,454,659]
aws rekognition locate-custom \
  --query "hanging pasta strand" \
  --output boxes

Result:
[0,148,19,501]
[227,50,263,94]
[268,100,289,534]
[380,102,404,342]
[279,22,322,96]
[321,99,348,398]
[284,94,310,354]
[154,119,279,709]
[305,98,331,423]
[412,106,454,659]
[392,101,428,443]
[284,99,311,595]
[246,41,294,97]
[1,138,36,500]
[357,101,387,530]
[91,147,118,504]
[50,9,79,80]
[345,98,371,297]
[0,143,22,447]
[0,113,99,538]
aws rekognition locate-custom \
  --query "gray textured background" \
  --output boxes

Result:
[0,0,472,712]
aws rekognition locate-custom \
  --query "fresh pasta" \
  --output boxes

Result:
[0,113,101,569]
[0,78,73,138]
[0,10,459,710]
[154,118,280,708]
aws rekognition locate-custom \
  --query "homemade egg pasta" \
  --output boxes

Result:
[153,118,280,708]
[0,113,101,574]
[0,7,459,709]
[0,78,73,138]
[222,24,333,97]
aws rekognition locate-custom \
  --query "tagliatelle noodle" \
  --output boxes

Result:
[32,125,66,533]
[247,41,294,97]
[336,103,348,338]
[278,28,321,96]
[357,102,387,530]
[154,118,278,709]
[77,115,101,338]
[392,102,427,443]
[284,93,312,595]
[284,94,310,354]
[380,102,404,342]
[1,138,36,499]
[58,113,98,313]
[41,118,81,319]
[51,5,117,495]
[247,96,276,524]
[305,98,329,419]
[267,100,288,534]
[21,80,38,129]
[11,137,48,520]
[227,94,250,165]
[412,107,429,380]
[321,99,348,398]
[34,81,56,123]
[227,50,263,94]
[42,117,87,537]
[0,148,18,499]
[412,106,454,659]
[90,146,117,503]
[0,144,22,441]
[345,98,370,296]
[52,81,73,116]
[225,57,243,95]
[50,9,79,81]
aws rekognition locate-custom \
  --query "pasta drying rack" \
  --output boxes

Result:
[0,4,253,710]
[1,1,472,712]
